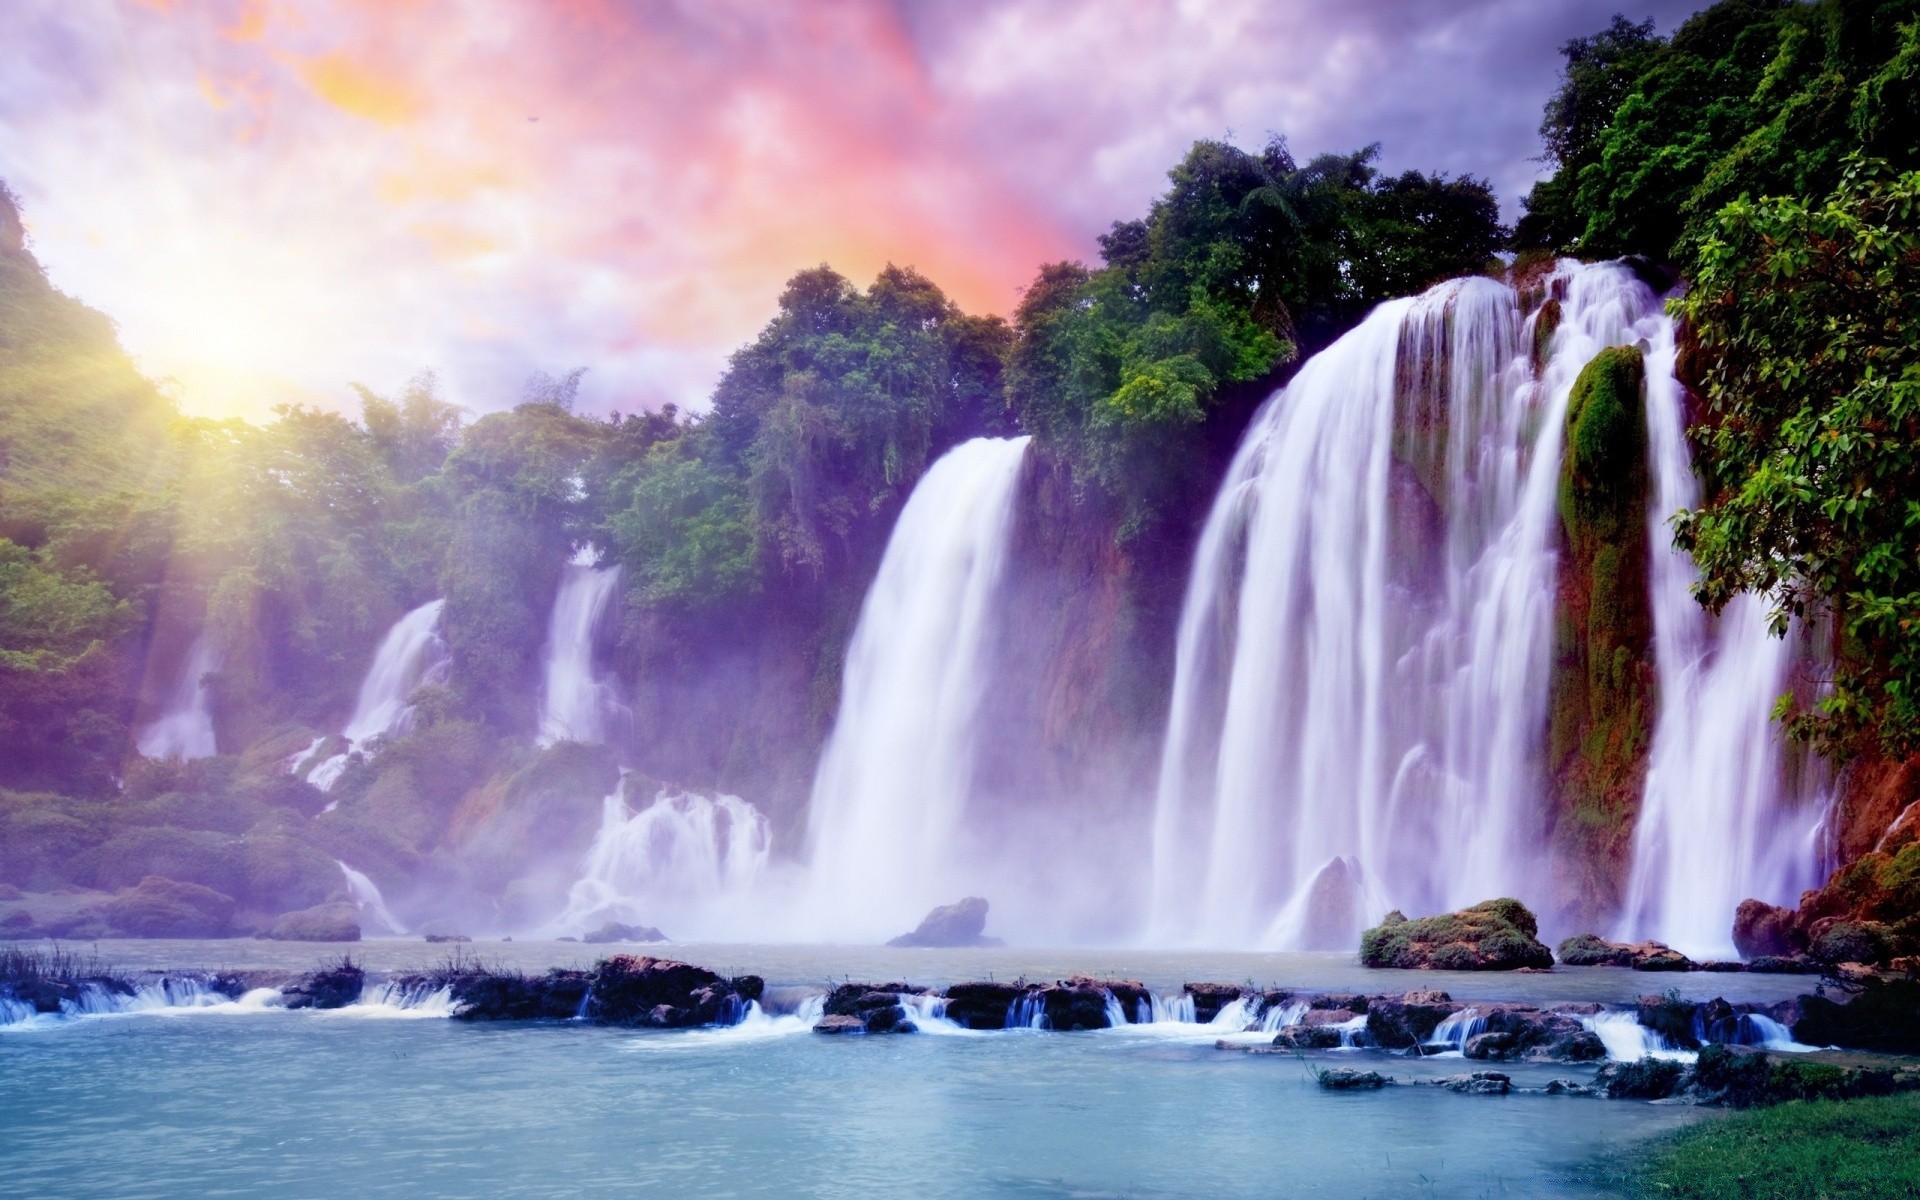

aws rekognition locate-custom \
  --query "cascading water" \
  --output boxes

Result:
[136,634,219,760]
[1619,313,1829,957]
[555,778,773,940]
[303,599,450,791]
[338,861,406,935]
[1147,261,1827,950]
[803,435,1030,940]
[537,549,627,747]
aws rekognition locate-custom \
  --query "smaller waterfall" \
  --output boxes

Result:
[339,861,405,935]
[1424,1007,1487,1055]
[556,779,772,940]
[537,549,627,747]
[1582,1011,1695,1062]
[803,435,1030,939]
[305,599,450,791]
[136,635,219,760]
[1621,313,1829,959]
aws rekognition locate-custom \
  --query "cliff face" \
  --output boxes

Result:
[1545,345,1657,930]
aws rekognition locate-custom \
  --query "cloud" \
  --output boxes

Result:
[0,0,1702,421]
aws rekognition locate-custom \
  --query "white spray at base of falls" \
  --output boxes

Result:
[303,599,450,792]
[802,435,1031,941]
[537,549,627,747]
[1147,261,1828,950]
[136,634,219,760]
[1619,311,1829,958]
[554,778,773,940]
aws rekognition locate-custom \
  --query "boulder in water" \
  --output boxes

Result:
[942,980,1032,1029]
[261,902,361,942]
[282,959,365,1009]
[435,968,591,1021]
[1435,1071,1511,1095]
[823,982,923,1033]
[1297,856,1366,950]
[1733,898,1804,959]
[1315,1068,1389,1090]
[886,897,1003,948]
[1365,995,1462,1048]
[100,876,234,938]
[583,955,761,1027]
[582,921,667,944]
[1359,899,1553,971]
[812,1014,867,1034]
[1556,933,1693,971]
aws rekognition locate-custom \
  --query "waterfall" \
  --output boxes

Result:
[802,435,1030,939]
[1147,261,1827,949]
[537,549,627,747]
[338,861,405,935]
[1619,310,1829,959]
[555,778,773,940]
[303,599,449,791]
[136,634,219,760]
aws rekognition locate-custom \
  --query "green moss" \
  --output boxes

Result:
[1631,1093,1920,1200]
[1359,898,1554,969]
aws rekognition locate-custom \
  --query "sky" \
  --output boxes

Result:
[0,0,1703,422]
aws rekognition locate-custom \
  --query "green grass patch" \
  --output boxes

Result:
[1633,1092,1920,1199]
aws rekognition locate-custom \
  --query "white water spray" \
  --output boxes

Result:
[537,549,626,747]
[305,599,449,791]
[803,435,1030,939]
[136,634,219,760]
[338,861,405,935]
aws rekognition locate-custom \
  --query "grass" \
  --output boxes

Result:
[0,941,111,985]
[1632,1093,1920,1199]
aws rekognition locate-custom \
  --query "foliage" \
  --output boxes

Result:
[1358,898,1554,970]
[1519,0,1920,260]
[1010,139,1504,535]
[1632,1092,1920,1199]
[1673,163,1920,754]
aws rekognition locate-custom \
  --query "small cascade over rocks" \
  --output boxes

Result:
[303,599,449,791]
[136,634,218,760]
[803,435,1030,940]
[555,776,772,941]
[537,548,627,747]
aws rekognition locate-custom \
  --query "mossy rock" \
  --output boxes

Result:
[1693,1044,1903,1108]
[1360,899,1553,970]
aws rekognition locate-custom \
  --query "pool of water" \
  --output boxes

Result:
[0,998,1709,1200]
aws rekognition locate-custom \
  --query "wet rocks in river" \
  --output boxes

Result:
[1182,982,1249,1023]
[1316,1068,1389,1090]
[1365,994,1461,1049]
[812,1014,867,1034]
[1555,934,1692,971]
[1435,1071,1511,1095]
[886,897,1004,948]
[1733,898,1804,959]
[1359,899,1553,970]
[439,969,591,1021]
[583,956,763,1027]
[823,982,925,1034]
[281,959,365,1009]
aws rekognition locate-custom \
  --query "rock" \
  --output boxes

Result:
[1463,1031,1515,1060]
[437,968,591,1021]
[1272,1024,1347,1049]
[1595,1057,1688,1100]
[1044,977,1147,1030]
[1182,982,1247,1024]
[1733,898,1803,959]
[1316,1068,1389,1090]
[1436,1070,1511,1095]
[862,1004,914,1034]
[824,982,924,1017]
[1310,992,1370,1013]
[1637,993,1702,1050]
[1360,899,1554,970]
[886,897,1004,948]
[1792,977,1920,1054]
[1297,855,1366,950]
[584,956,761,1027]
[282,960,365,1009]
[1302,1007,1360,1027]
[424,933,472,944]
[1555,933,1693,971]
[262,902,361,942]
[1698,960,1747,972]
[1544,1078,1599,1097]
[1366,995,1463,1049]
[942,981,1031,1029]
[99,876,234,938]
[1809,920,1893,966]
[582,921,667,944]
[812,1014,867,1034]
[1692,1043,1908,1108]
[1747,954,1819,974]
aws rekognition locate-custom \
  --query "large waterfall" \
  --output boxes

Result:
[136,634,219,760]
[804,435,1030,939]
[1147,262,1825,950]
[1620,312,1828,958]
[537,549,626,747]
[301,599,450,791]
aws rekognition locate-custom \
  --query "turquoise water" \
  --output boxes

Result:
[1,991,1708,1199]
